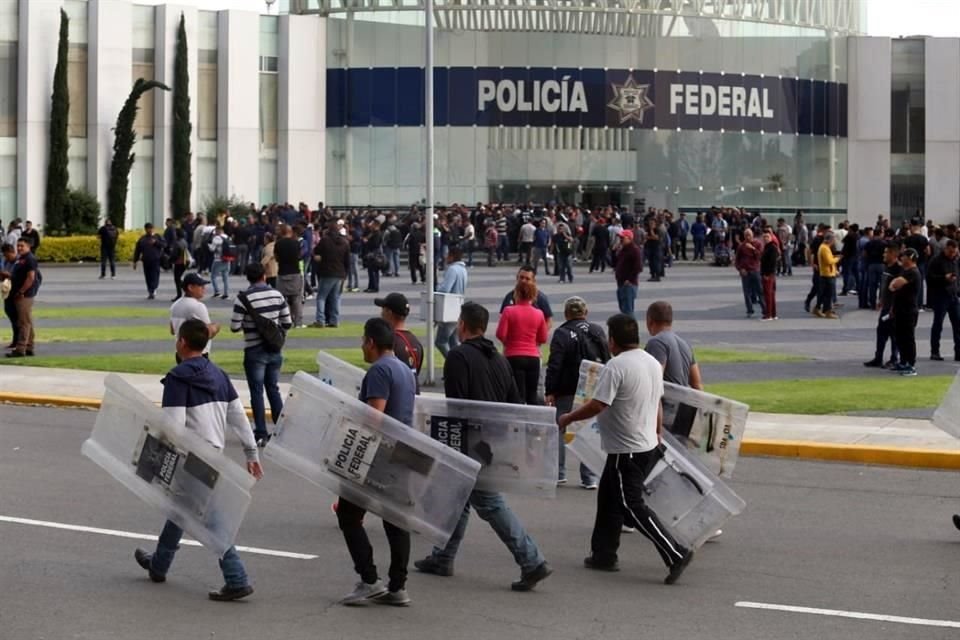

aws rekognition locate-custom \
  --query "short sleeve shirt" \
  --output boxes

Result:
[170,297,212,354]
[10,253,38,296]
[591,348,664,454]
[644,331,696,387]
[359,354,417,426]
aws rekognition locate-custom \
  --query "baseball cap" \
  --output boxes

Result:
[182,272,210,287]
[619,229,634,242]
[375,292,410,317]
[564,296,588,317]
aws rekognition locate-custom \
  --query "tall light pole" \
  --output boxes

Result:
[424,0,436,385]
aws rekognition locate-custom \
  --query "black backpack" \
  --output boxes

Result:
[574,322,608,364]
[237,292,286,353]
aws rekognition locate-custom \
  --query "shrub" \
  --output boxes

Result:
[45,188,103,237]
[201,194,254,223]
[36,231,140,263]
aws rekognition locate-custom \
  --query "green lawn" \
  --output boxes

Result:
[706,376,953,414]
[694,347,805,364]
[35,306,171,320]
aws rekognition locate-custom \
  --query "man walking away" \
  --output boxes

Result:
[338,318,416,607]
[5,238,39,358]
[816,231,841,319]
[889,248,921,376]
[376,293,424,388]
[208,225,232,300]
[274,224,305,328]
[614,230,642,317]
[544,296,609,489]
[734,228,764,319]
[434,245,468,358]
[760,229,780,321]
[558,313,694,585]
[862,229,887,310]
[864,242,902,369]
[133,319,263,601]
[415,302,553,592]
[926,239,960,361]
[311,221,350,328]
[98,219,119,280]
[169,273,220,363]
[230,263,292,445]
[133,223,165,299]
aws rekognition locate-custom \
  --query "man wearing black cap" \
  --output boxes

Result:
[169,272,220,363]
[375,293,424,388]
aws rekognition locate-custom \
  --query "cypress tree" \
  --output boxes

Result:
[171,12,192,220]
[107,78,170,226]
[45,9,70,233]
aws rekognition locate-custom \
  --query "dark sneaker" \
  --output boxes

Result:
[664,550,694,585]
[882,360,899,370]
[414,556,454,577]
[511,561,553,592]
[900,367,918,377]
[373,589,411,606]
[931,354,944,361]
[953,514,960,531]
[583,556,619,572]
[255,434,271,448]
[208,585,254,601]
[5,351,25,358]
[863,359,882,368]
[133,548,165,583]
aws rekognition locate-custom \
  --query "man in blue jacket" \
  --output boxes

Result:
[134,319,263,601]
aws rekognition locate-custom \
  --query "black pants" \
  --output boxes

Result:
[336,498,409,592]
[875,312,899,363]
[930,294,960,358]
[894,310,918,367]
[173,264,186,299]
[409,256,425,283]
[4,296,19,346]
[366,266,380,292]
[591,450,687,569]
[100,247,116,277]
[805,271,820,310]
[508,355,541,405]
[143,261,161,295]
[590,250,607,272]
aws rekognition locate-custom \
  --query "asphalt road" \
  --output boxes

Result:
[2,405,959,640]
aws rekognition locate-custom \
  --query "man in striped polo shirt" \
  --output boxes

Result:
[230,262,293,446]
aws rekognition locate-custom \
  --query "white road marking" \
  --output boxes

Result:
[0,515,317,560]
[736,601,960,629]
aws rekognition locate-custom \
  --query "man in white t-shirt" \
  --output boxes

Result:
[559,313,694,585]
[169,272,220,362]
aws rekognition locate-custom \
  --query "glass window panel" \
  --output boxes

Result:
[0,154,14,222]
[132,58,155,139]
[67,44,87,138]
[198,11,218,50]
[132,5,155,49]
[259,72,278,149]
[198,61,217,140]
[131,157,154,229]
[259,16,279,58]
[197,157,217,203]
[0,0,17,43]
[259,158,277,206]
[64,0,88,45]
[68,156,86,190]
[0,42,15,137]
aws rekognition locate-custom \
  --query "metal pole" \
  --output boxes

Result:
[424,0,436,385]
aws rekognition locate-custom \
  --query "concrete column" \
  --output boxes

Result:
[217,10,259,204]
[924,38,960,224]
[278,14,326,207]
[88,0,133,219]
[16,0,62,231]
[154,4,199,224]
[846,36,891,227]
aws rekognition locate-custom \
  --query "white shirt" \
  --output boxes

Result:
[170,296,213,354]
[591,348,664,454]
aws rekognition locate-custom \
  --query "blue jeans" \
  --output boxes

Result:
[430,490,544,573]
[243,346,284,440]
[692,237,705,260]
[211,260,230,296]
[150,520,249,588]
[435,322,459,358]
[740,271,764,316]
[841,257,858,294]
[385,248,401,276]
[347,253,360,289]
[497,235,509,262]
[314,277,343,326]
[866,263,884,309]
[557,254,573,282]
[556,395,597,484]
[616,283,637,316]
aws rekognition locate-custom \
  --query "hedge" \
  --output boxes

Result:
[35,231,141,263]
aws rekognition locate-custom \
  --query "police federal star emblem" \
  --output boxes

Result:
[607,74,655,125]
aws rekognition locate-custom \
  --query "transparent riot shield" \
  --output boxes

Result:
[933,370,960,440]
[81,375,255,557]
[411,396,559,497]
[266,372,481,545]
[566,361,748,478]
[316,350,364,396]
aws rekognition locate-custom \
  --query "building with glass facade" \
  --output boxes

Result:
[0,0,958,230]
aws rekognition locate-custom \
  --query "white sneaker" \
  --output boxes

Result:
[580,481,599,490]
[707,529,723,542]
[622,525,636,534]
[341,580,388,606]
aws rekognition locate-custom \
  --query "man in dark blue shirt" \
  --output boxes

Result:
[133,223,166,299]
[501,265,554,327]
[5,238,38,358]
[337,318,417,608]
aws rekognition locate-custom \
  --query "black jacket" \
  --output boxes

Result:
[544,319,610,397]
[443,336,520,403]
[927,252,959,299]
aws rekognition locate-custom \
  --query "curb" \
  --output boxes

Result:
[4,393,958,471]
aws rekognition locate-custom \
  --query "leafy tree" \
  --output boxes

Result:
[45,9,70,232]
[107,78,171,226]
[171,12,192,220]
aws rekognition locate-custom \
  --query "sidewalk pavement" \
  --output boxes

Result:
[1,366,958,470]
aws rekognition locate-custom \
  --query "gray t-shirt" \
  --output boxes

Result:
[169,296,212,354]
[645,330,696,387]
[592,348,664,455]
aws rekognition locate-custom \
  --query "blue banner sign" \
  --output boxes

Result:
[327,67,847,137]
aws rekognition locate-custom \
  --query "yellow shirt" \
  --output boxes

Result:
[818,243,839,278]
